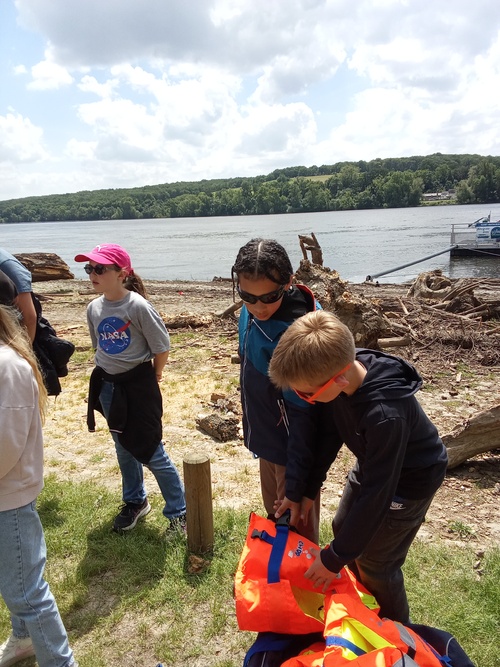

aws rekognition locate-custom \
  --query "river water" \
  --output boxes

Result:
[1,203,499,284]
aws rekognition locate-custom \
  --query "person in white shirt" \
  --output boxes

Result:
[0,305,77,667]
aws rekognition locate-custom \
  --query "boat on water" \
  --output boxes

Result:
[450,214,500,257]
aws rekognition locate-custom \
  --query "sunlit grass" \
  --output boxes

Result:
[1,477,497,667]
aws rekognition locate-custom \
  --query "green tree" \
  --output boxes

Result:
[338,165,363,192]
[467,159,498,202]
[254,183,287,214]
[382,172,423,208]
[455,180,475,204]
[302,181,331,212]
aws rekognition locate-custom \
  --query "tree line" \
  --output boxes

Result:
[1,153,499,224]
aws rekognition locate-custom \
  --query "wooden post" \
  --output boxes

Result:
[183,453,214,554]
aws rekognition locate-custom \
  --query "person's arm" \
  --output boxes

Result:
[136,299,171,380]
[282,395,320,504]
[302,402,344,500]
[281,398,343,501]
[15,292,37,342]
[153,350,169,381]
[275,401,343,526]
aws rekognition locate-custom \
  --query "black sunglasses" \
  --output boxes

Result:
[237,284,286,304]
[84,263,112,276]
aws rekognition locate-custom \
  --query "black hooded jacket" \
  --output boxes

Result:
[311,349,448,574]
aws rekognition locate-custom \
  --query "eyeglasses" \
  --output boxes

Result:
[294,363,352,404]
[237,284,286,305]
[84,263,112,276]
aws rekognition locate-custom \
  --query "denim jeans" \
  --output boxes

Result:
[333,469,435,623]
[99,380,186,519]
[0,501,74,667]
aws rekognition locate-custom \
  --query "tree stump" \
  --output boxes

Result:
[183,453,214,554]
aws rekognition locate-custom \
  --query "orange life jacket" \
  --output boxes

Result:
[235,513,379,635]
[281,593,445,667]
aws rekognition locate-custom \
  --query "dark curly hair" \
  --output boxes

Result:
[231,238,294,291]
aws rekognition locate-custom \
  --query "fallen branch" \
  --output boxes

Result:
[442,404,500,468]
[439,278,486,303]
[421,304,484,323]
[397,297,409,316]
[378,335,411,348]
[217,300,243,318]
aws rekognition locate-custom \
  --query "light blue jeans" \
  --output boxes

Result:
[99,381,186,520]
[0,501,74,667]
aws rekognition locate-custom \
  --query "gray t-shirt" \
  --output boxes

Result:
[87,291,170,375]
[0,248,32,293]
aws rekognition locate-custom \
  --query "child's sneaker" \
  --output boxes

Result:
[168,513,187,534]
[0,634,35,666]
[113,499,151,532]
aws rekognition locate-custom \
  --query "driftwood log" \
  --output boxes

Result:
[161,312,213,329]
[298,233,323,266]
[442,404,500,468]
[295,260,386,348]
[195,414,240,441]
[15,252,74,282]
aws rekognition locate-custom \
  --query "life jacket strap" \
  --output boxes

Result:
[250,523,290,584]
[325,636,366,657]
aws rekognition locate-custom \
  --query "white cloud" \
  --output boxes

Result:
[65,139,98,160]
[0,111,48,163]
[28,58,73,90]
[2,0,500,200]
[78,75,118,98]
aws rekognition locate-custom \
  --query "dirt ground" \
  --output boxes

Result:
[34,277,500,556]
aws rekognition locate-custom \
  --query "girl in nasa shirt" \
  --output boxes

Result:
[75,244,186,534]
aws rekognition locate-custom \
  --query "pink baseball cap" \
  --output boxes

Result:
[74,244,132,271]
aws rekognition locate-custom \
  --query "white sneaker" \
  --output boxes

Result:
[0,634,35,667]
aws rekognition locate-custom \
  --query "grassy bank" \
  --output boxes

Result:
[1,476,498,667]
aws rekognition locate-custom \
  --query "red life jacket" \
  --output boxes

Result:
[235,513,378,634]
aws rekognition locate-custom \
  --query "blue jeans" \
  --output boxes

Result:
[0,501,74,667]
[99,381,186,520]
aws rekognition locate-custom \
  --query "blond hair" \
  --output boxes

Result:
[269,310,355,389]
[0,305,48,421]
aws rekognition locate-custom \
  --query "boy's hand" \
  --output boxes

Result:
[274,497,301,527]
[305,547,339,592]
[274,496,313,528]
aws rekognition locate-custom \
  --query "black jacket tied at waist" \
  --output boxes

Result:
[87,361,162,464]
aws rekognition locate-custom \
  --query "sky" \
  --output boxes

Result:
[1,0,500,202]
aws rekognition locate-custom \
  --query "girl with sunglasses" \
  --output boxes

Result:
[231,238,322,543]
[0,305,77,667]
[74,244,186,534]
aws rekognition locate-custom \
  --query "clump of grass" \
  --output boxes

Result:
[448,519,476,539]
[405,540,499,667]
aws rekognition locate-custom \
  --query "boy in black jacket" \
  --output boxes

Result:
[269,310,448,623]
